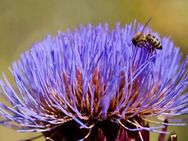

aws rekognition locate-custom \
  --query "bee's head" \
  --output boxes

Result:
[132,32,143,46]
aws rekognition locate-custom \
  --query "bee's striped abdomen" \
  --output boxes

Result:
[146,34,162,50]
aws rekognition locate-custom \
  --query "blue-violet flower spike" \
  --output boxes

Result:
[0,21,188,141]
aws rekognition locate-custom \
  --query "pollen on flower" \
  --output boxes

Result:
[0,21,188,141]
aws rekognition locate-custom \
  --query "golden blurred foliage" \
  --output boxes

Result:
[0,0,188,140]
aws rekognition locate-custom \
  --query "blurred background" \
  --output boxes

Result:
[0,0,188,140]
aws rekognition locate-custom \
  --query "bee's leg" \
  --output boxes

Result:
[167,133,177,141]
[142,43,153,54]
[142,44,149,52]
[158,119,168,141]
[149,46,155,54]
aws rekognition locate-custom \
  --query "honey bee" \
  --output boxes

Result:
[132,17,162,52]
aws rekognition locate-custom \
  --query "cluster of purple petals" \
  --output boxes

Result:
[0,21,188,133]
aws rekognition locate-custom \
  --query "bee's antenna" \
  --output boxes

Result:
[140,17,152,33]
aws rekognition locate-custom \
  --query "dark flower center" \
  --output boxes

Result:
[43,116,149,141]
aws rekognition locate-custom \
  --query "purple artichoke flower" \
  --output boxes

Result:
[0,21,188,141]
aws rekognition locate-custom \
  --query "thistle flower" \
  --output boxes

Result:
[0,21,188,141]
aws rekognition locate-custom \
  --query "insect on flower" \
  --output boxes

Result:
[132,17,162,52]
